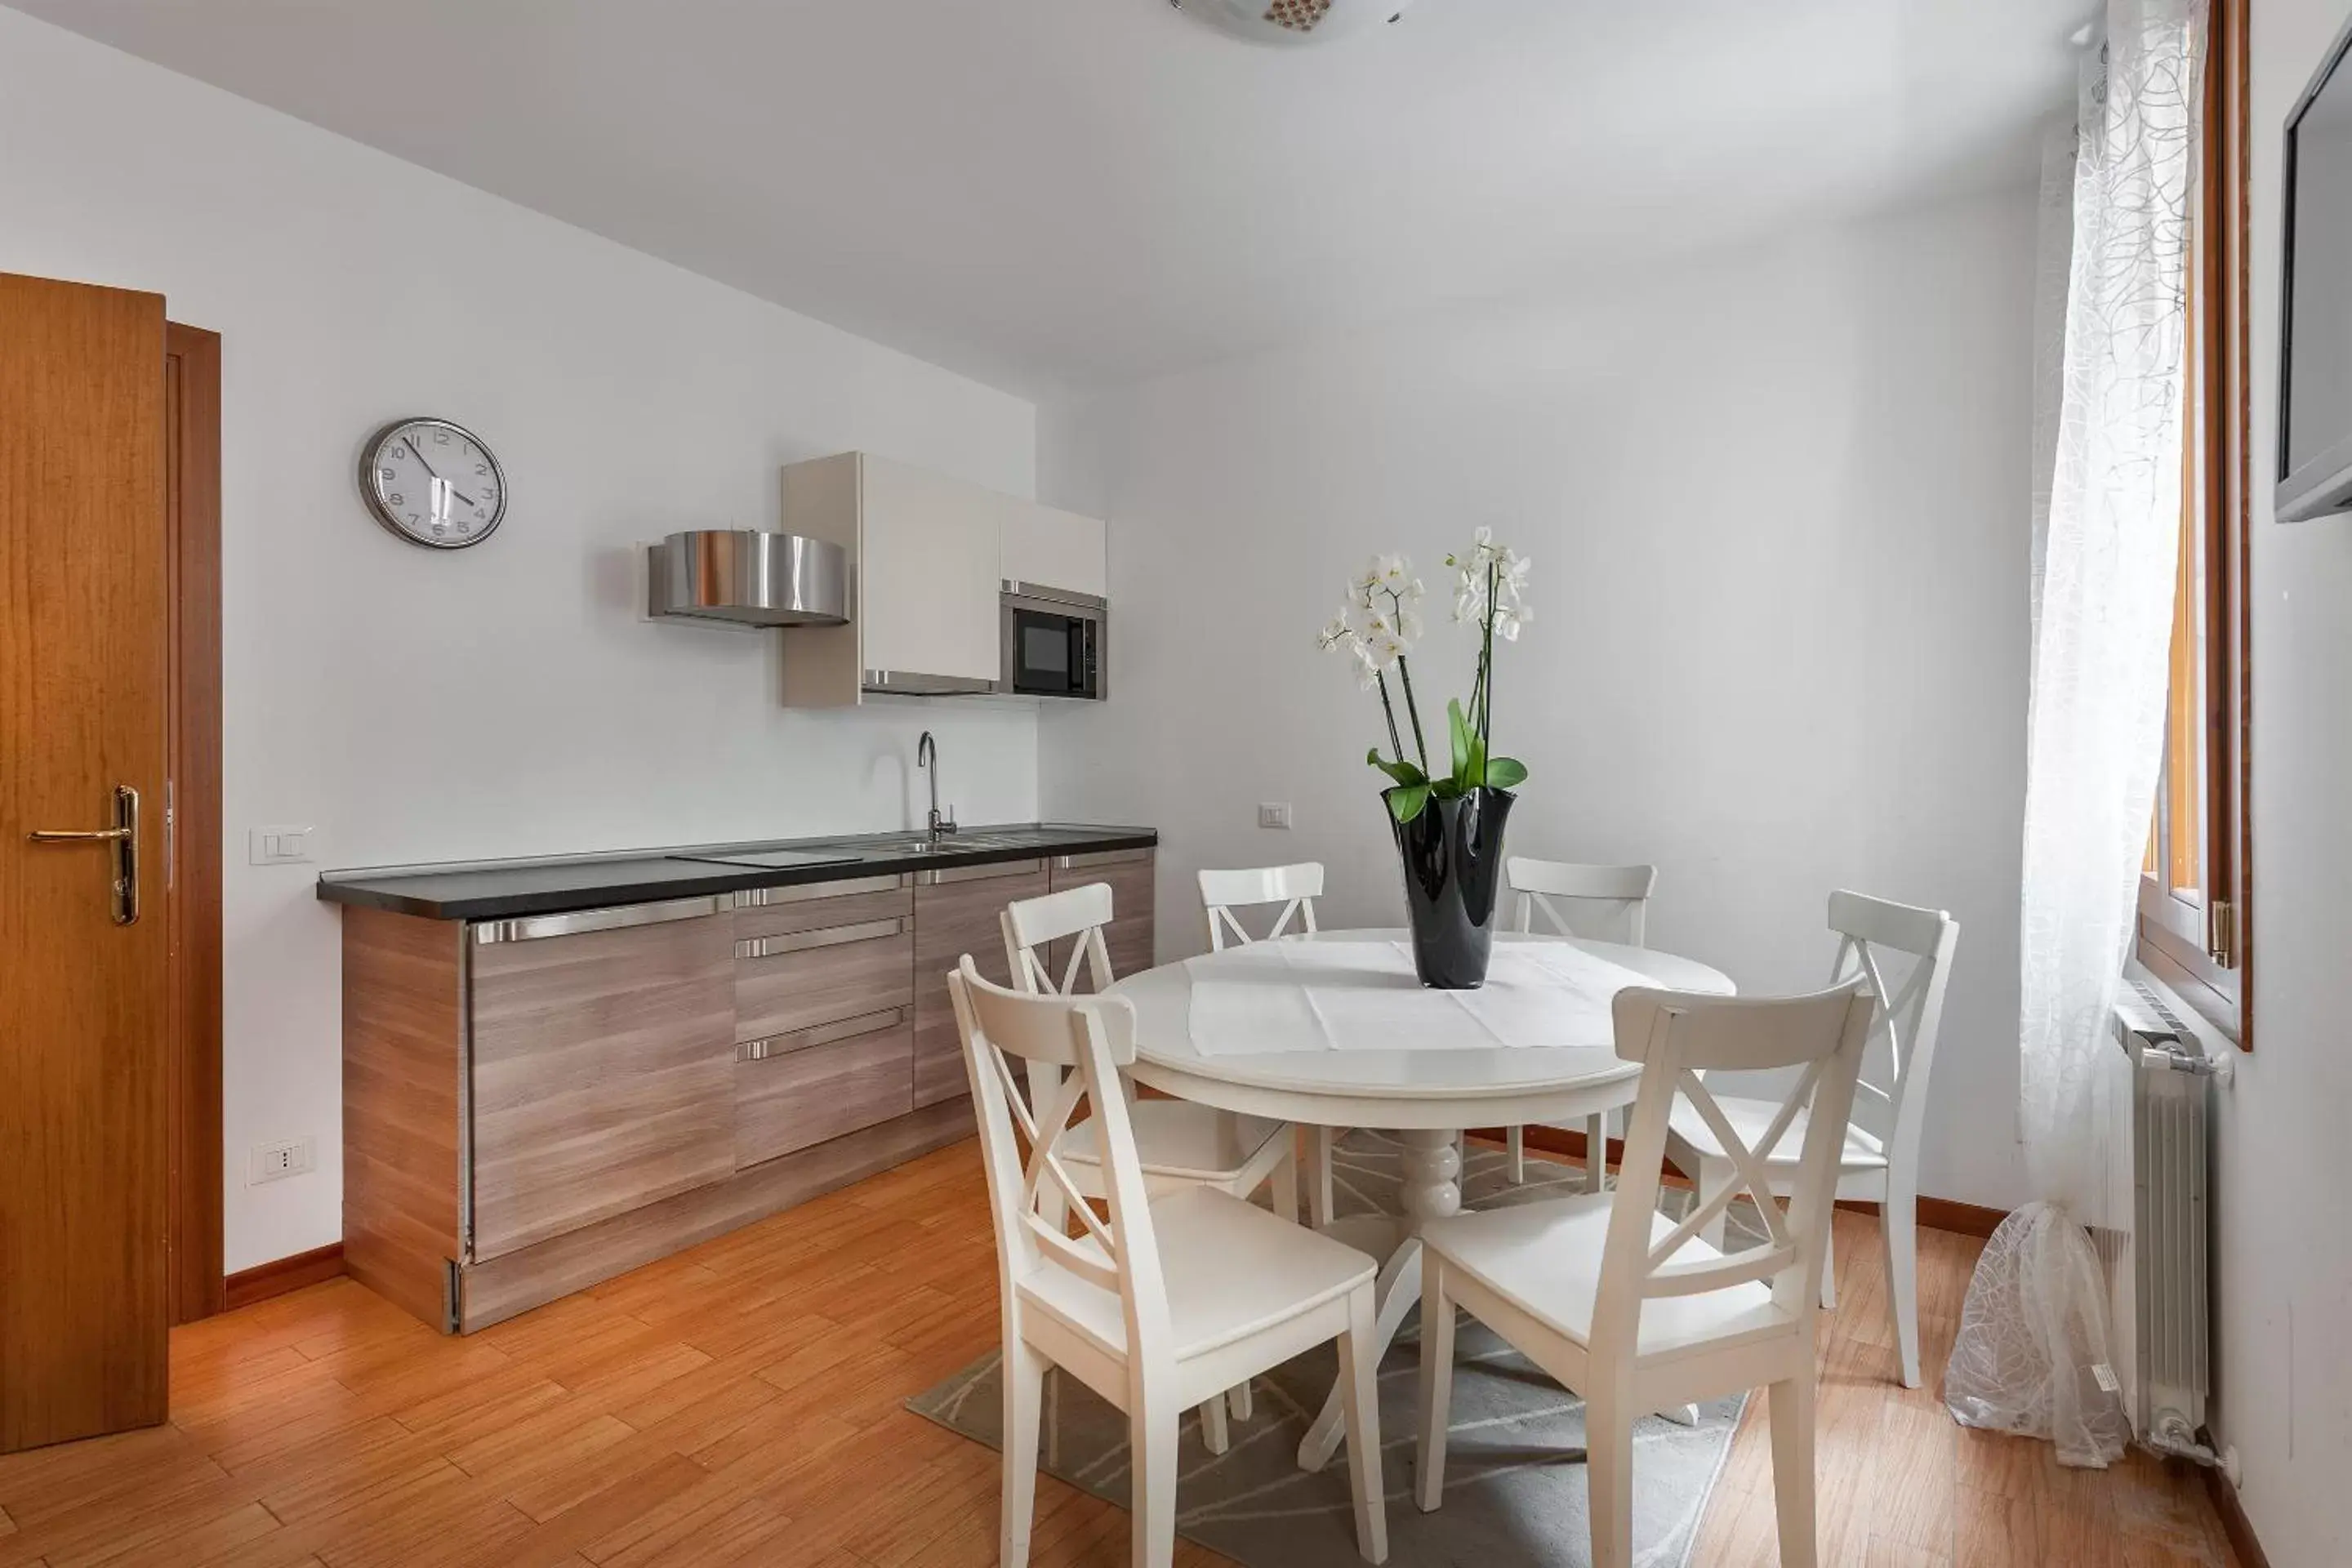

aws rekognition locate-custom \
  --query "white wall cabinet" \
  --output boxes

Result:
[859,456,1001,685]
[1000,500,1107,600]
[777,452,1107,707]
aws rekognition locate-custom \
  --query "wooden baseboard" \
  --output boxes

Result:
[1831,1194,2010,1238]
[223,1243,345,1310]
[1471,1125,2011,1238]
[2204,1466,2270,1568]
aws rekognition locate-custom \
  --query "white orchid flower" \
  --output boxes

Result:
[1452,570,1486,624]
[1316,608,1356,653]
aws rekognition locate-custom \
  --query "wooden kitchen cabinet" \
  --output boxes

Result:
[911,858,1050,1107]
[468,904,737,1263]
[336,846,1146,1334]
[1050,848,1156,985]
[731,877,915,1157]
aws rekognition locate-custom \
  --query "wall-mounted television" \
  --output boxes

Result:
[2279,16,2352,521]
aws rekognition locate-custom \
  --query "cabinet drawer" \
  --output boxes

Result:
[735,920,914,1040]
[730,876,911,942]
[734,1010,915,1168]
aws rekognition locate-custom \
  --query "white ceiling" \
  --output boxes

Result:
[14,0,2081,396]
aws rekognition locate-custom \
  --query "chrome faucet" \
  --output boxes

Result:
[916,730,957,840]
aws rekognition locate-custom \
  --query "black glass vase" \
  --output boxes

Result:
[1388,786,1516,989]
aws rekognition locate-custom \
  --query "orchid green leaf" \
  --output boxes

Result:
[1385,783,1432,823]
[1367,751,1428,787]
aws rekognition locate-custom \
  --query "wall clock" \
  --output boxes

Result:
[358,416,507,549]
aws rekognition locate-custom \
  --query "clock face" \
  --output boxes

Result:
[359,417,506,549]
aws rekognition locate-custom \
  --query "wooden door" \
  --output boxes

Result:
[911,860,1049,1107]
[0,273,170,1453]
[164,323,224,1327]
[469,911,737,1262]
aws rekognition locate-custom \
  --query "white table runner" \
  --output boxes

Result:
[1181,939,1658,1057]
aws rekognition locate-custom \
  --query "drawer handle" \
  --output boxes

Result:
[738,1006,909,1060]
[734,917,909,960]
[1054,849,1152,871]
[915,858,1045,887]
[475,895,724,944]
[733,874,908,906]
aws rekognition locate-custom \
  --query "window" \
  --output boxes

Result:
[2139,0,2252,1043]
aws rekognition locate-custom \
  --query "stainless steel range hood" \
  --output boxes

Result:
[647,529,849,627]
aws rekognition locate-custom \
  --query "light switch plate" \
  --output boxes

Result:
[249,1137,316,1185]
[249,825,314,865]
[1258,802,1293,830]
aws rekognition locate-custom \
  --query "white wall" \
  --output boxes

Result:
[0,7,1040,1272]
[1040,189,2039,1212]
[2216,2,2352,1560]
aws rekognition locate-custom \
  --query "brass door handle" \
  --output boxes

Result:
[25,786,139,924]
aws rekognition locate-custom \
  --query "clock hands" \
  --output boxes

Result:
[403,434,485,510]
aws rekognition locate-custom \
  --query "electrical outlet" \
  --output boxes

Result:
[249,1137,316,1185]
[1258,802,1293,830]
[249,826,314,865]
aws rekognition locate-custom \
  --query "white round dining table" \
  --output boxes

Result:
[1109,928,1735,1471]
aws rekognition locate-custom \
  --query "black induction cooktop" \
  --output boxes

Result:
[666,848,866,871]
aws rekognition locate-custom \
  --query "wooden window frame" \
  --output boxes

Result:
[2137,0,2253,1047]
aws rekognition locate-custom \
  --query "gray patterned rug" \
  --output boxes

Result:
[906,1132,1759,1567]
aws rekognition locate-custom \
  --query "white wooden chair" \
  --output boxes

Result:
[1196,863,1350,1227]
[1415,981,1876,1568]
[1003,880,1302,1449]
[1499,859,1659,1188]
[1664,890,1958,1388]
[951,960,1389,1568]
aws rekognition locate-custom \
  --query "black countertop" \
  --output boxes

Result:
[314,822,1158,921]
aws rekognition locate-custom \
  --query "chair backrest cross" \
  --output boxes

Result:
[1816,891,1958,1159]
[1003,883,1117,997]
[1507,859,1657,947]
[1597,983,1876,1348]
[951,958,1171,1358]
[1197,863,1323,951]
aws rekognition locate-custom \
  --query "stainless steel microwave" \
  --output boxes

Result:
[1000,583,1105,700]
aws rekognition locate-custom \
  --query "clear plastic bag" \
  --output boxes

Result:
[1944,1201,2130,1468]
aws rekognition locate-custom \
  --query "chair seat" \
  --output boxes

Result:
[1055,1101,1289,1183]
[1020,1186,1376,1364]
[1423,1192,1797,1364]
[1666,1093,1887,1176]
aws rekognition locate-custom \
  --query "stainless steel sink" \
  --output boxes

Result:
[867,831,1041,855]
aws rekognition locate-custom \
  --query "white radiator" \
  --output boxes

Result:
[2090,975,2230,1463]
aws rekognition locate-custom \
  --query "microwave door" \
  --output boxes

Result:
[1013,610,1076,696]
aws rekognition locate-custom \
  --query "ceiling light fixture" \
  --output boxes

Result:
[1170,0,1418,47]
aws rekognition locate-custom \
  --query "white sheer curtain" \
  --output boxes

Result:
[1945,0,2207,1468]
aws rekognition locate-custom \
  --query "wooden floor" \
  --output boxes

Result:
[0,1140,2236,1568]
